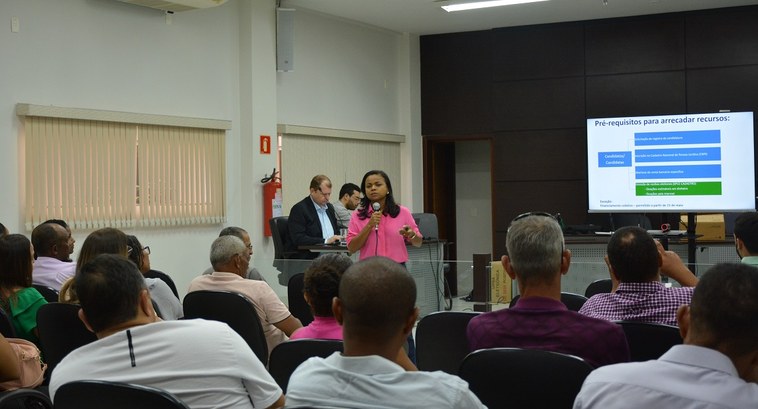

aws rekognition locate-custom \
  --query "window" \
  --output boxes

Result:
[18,104,229,230]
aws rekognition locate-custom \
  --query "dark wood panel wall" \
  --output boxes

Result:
[420,6,758,258]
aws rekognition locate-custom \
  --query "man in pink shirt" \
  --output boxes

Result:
[188,235,302,354]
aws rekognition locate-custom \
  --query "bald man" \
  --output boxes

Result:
[286,256,485,409]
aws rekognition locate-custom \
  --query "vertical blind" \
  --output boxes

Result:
[24,116,225,230]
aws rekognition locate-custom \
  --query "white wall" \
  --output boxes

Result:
[276,9,423,210]
[0,0,423,299]
[455,141,493,265]
[0,0,241,296]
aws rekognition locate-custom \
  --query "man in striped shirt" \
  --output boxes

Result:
[579,226,698,326]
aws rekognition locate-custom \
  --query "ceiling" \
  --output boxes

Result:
[280,0,758,35]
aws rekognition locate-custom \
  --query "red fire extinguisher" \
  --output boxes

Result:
[262,168,282,237]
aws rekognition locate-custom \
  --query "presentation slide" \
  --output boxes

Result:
[587,112,755,213]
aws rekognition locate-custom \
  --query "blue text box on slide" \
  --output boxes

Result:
[598,151,631,167]
[635,147,722,163]
[634,130,721,146]
[635,164,722,179]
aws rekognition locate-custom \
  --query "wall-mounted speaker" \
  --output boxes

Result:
[277,8,295,72]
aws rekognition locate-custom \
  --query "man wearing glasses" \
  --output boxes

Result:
[202,226,267,282]
[466,212,630,368]
[287,174,341,259]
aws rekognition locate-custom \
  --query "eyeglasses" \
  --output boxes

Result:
[143,246,151,255]
[511,211,557,224]
[318,188,332,197]
[126,245,133,255]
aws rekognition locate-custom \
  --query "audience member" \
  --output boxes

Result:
[574,263,758,408]
[467,212,629,368]
[42,219,75,262]
[289,253,351,341]
[187,236,301,353]
[288,253,417,370]
[0,223,8,238]
[579,226,698,326]
[202,226,266,281]
[0,234,47,343]
[59,228,183,320]
[126,235,179,299]
[0,334,19,383]
[287,175,341,259]
[334,182,361,229]
[49,254,284,409]
[286,256,484,409]
[30,222,76,291]
[734,212,758,267]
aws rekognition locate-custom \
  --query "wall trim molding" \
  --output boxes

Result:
[278,123,405,143]
[16,103,232,130]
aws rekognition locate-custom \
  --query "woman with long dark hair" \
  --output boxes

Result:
[346,170,422,261]
[0,234,47,343]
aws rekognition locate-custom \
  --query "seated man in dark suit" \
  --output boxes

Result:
[287,175,341,259]
[467,212,630,368]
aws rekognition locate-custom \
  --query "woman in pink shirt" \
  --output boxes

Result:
[346,170,422,263]
[289,253,352,340]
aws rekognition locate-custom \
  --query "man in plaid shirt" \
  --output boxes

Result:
[579,226,699,326]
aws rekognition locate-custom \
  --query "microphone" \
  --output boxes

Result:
[372,202,381,231]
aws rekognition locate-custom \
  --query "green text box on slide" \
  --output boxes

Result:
[636,182,722,196]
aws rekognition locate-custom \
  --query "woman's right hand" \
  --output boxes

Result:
[368,210,382,230]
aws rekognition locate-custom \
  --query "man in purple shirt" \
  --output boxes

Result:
[579,226,699,326]
[466,212,630,368]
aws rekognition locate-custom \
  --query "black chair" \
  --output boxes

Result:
[611,213,653,230]
[509,292,588,312]
[0,388,52,409]
[616,320,682,362]
[182,290,269,366]
[36,303,97,383]
[415,311,480,375]
[584,279,613,298]
[0,308,15,338]
[54,380,189,409]
[31,285,59,303]
[270,217,305,286]
[459,348,594,409]
[287,273,313,327]
[268,339,343,392]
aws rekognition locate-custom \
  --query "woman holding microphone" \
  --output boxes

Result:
[346,170,423,260]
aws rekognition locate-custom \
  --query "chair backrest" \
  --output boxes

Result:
[182,290,269,366]
[268,339,343,393]
[616,320,682,362]
[287,273,313,327]
[269,216,292,260]
[611,213,652,230]
[0,387,53,409]
[32,285,60,303]
[459,348,594,409]
[415,311,480,374]
[54,380,189,409]
[584,279,613,298]
[0,308,15,338]
[509,292,589,312]
[36,303,98,380]
[560,292,589,311]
